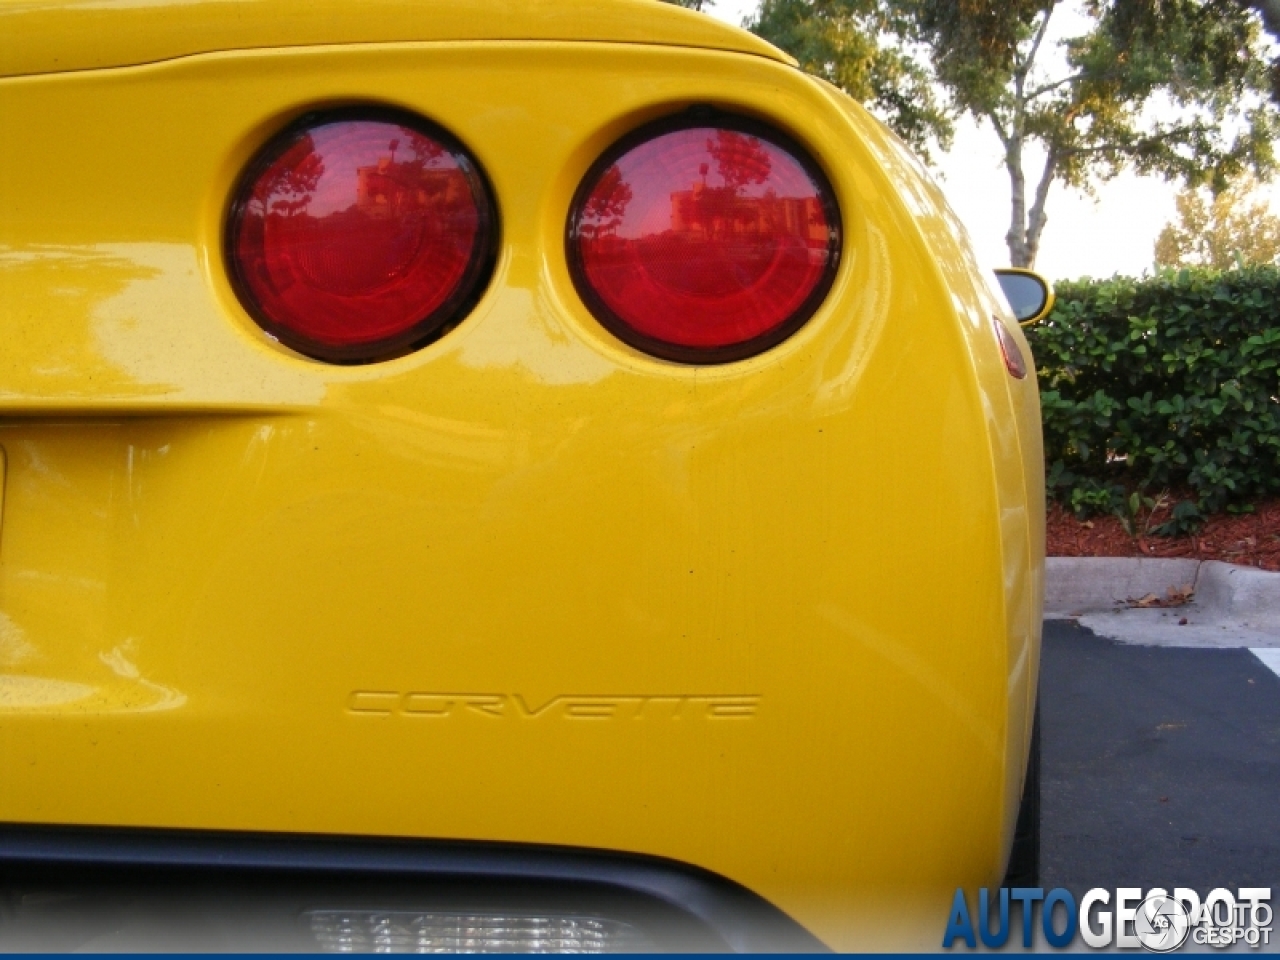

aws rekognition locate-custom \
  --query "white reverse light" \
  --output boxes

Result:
[306,909,655,954]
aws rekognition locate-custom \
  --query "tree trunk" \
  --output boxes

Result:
[1005,144,1033,267]
[1001,6,1055,268]
[1022,151,1057,268]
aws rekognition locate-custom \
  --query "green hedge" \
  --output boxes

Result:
[1025,266,1280,534]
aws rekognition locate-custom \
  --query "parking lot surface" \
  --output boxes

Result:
[1042,619,1280,892]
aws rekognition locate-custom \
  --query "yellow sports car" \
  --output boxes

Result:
[0,0,1045,951]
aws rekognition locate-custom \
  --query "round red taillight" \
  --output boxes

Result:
[227,110,497,363]
[567,114,841,364]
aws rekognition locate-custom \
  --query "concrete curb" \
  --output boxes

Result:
[1046,557,1280,647]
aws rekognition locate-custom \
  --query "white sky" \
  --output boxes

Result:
[703,0,1255,282]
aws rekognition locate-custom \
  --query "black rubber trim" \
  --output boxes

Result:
[0,824,826,953]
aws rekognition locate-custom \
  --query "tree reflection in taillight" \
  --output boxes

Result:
[568,113,841,364]
[227,110,497,364]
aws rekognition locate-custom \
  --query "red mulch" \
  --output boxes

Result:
[1046,497,1280,571]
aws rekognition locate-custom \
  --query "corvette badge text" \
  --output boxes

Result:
[944,887,1272,951]
[347,691,760,720]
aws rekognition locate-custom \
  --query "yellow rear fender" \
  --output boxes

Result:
[0,39,1042,951]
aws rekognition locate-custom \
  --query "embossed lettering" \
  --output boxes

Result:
[702,696,761,718]
[347,691,761,721]
[347,690,398,715]
[401,692,456,717]
[461,694,506,718]
[512,694,563,718]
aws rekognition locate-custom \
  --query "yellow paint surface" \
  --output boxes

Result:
[0,30,1042,950]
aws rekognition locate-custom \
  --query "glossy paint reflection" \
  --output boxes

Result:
[0,428,189,715]
[0,243,322,408]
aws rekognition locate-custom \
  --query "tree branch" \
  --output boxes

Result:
[1016,4,1056,84]
[1026,71,1084,101]
[1055,122,1207,159]
[989,111,1012,150]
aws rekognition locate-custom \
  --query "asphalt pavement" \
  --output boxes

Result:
[1042,619,1280,891]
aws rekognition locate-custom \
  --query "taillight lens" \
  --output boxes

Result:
[994,316,1028,379]
[568,114,841,364]
[227,110,496,363]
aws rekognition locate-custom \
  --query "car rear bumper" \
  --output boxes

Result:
[0,824,823,952]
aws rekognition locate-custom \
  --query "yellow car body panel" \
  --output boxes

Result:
[0,0,790,78]
[0,8,1043,950]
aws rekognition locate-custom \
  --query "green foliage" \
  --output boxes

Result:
[746,0,952,160]
[905,0,1280,265]
[1027,266,1280,533]
[750,0,1280,267]
[1154,176,1280,269]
